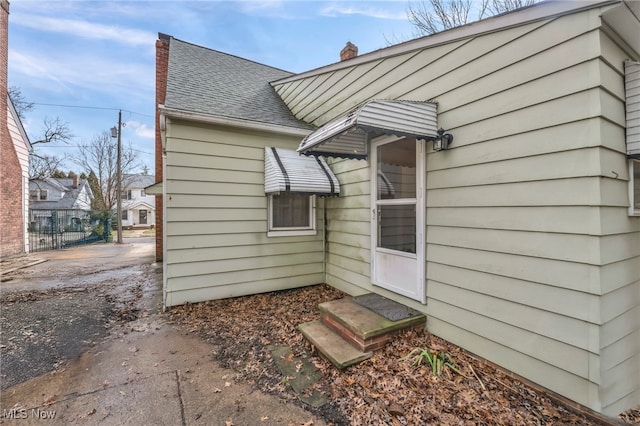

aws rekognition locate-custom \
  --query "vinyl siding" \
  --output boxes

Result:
[275,6,640,415]
[163,120,323,306]
[8,107,30,253]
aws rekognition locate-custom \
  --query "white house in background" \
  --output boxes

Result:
[120,174,155,228]
[28,177,93,232]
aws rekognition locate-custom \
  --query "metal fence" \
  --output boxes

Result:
[28,209,105,253]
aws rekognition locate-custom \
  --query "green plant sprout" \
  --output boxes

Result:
[400,348,465,377]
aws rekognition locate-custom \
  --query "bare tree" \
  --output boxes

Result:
[32,117,73,145]
[486,0,537,15]
[29,153,68,179]
[72,131,139,211]
[407,0,536,35]
[8,86,34,121]
[10,87,75,178]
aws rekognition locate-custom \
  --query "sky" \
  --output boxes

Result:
[8,0,420,176]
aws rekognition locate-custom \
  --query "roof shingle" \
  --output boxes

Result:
[165,38,311,131]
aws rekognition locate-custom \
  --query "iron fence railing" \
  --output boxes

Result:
[28,209,105,253]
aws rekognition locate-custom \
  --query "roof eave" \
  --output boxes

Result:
[159,105,312,138]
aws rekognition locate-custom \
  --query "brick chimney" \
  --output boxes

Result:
[72,175,79,188]
[1,0,8,131]
[154,33,170,262]
[340,42,358,61]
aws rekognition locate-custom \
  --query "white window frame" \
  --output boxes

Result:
[267,194,316,237]
[629,159,640,216]
[39,190,48,200]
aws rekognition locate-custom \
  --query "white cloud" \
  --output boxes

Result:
[320,4,406,20]
[9,50,75,95]
[126,120,154,139]
[9,48,153,99]
[11,13,155,47]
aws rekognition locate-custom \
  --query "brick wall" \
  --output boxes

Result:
[0,0,26,258]
[154,34,170,262]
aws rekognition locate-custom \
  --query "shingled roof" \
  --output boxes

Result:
[164,38,311,131]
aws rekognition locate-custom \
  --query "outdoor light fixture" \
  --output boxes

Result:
[432,128,453,151]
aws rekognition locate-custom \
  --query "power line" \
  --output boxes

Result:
[31,102,154,118]
[34,145,153,156]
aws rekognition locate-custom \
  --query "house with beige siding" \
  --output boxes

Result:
[155,0,639,418]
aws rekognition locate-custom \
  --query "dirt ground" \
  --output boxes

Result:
[0,238,155,390]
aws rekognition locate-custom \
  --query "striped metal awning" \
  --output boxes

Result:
[264,147,340,196]
[297,100,439,159]
[625,60,640,158]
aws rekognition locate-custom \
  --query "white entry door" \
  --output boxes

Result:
[371,136,425,303]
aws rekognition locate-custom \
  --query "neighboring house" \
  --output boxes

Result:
[28,177,93,232]
[0,0,32,257]
[155,0,639,418]
[3,97,32,255]
[119,174,155,228]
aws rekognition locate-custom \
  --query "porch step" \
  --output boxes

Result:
[298,320,372,370]
[299,296,426,369]
[319,298,426,352]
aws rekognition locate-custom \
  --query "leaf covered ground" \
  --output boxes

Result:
[168,284,639,426]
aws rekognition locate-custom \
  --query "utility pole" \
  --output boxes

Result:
[116,110,123,244]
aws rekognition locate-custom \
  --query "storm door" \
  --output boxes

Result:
[139,210,148,225]
[371,136,425,303]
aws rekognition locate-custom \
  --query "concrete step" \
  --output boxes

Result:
[298,320,372,370]
[319,298,425,352]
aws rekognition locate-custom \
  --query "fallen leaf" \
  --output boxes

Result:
[225,381,231,387]
[260,415,269,421]
[225,420,234,426]
[43,395,57,405]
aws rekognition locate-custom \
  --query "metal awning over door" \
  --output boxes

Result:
[297,100,439,159]
[264,147,340,196]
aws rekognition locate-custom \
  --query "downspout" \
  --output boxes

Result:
[323,198,327,284]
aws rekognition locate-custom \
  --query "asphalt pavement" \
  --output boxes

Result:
[0,238,325,425]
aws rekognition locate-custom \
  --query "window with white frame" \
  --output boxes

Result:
[122,210,128,220]
[630,159,640,216]
[268,193,315,236]
[29,189,48,200]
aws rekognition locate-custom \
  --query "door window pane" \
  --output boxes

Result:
[378,204,416,253]
[377,140,416,200]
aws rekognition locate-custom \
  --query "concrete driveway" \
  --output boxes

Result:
[0,239,324,425]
